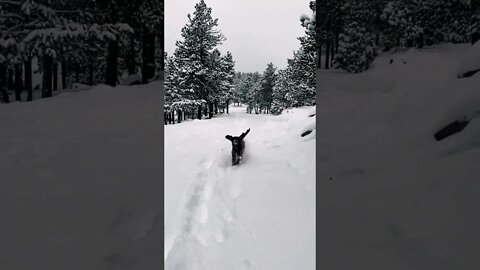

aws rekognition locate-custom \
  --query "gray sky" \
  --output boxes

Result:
[165,0,312,73]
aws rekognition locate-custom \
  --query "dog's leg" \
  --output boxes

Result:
[232,152,237,166]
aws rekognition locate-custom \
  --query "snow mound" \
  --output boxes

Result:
[457,41,480,78]
[318,43,480,269]
[121,74,142,86]
[71,82,92,90]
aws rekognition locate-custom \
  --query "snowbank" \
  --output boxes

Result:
[165,105,315,269]
[0,82,163,270]
[457,40,480,78]
[318,43,480,269]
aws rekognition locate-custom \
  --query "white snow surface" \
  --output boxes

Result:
[457,40,480,77]
[318,43,480,269]
[165,105,316,270]
[0,82,163,270]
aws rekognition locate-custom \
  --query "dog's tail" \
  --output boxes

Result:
[240,128,250,139]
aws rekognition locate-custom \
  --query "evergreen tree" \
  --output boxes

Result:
[243,73,261,114]
[333,0,377,73]
[298,9,316,89]
[270,0,316,114]
[218,51,235,113]
[164,54,203,124]
[164,0,235,124]
[333,21,377,73]
[174,0,225,119]
[270,69,292,115]
[260,62,276,113]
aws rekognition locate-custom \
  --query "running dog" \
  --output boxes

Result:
[225,128,250,166]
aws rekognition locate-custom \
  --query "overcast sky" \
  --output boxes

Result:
[165,0,312,73]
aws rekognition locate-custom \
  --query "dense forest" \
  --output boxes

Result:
[164,0,316,124]
[0,0,164,104]
[317,0,480,72]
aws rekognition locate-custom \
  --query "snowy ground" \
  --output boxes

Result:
[165,105,316,270]
[0,82,163,270]
[318,43,480,269]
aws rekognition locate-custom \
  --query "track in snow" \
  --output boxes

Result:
[165,105,315,270]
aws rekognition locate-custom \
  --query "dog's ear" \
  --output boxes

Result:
[225,135,233,141]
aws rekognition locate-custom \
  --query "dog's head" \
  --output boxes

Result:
[225,135,242,147]
[225,129,250,149]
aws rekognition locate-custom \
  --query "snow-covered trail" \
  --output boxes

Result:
[165,105,315,270]
[0,83,163,270]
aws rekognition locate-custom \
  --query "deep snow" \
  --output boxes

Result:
[0,82,163,270]
[318,43,480,269]
[165,105,316,270]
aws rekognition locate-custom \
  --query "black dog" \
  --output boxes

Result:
[225,128,250,166]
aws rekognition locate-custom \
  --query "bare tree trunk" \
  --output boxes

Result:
[75,63,79,84]
[197,105,202,120]
[25,58,33,101]
[325,40,330,69]
[61,60,67,89]
[14,64,23,101]
[89,60,94,85]
[335,32,340,54]
[106,40,118,87]
[53,62,58,91]
[128,35,136,75]
[317,43,322,69]
[0,65,9,103]
[158,17,164,72]
[472,32,480,45]
[7,68,14,92]
[142,28,156,84]
[208,102,214,118]
[331,40,335,63]
[42,55,53,98]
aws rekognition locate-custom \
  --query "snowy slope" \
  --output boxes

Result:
[318,43,480,269]
[0,83,163,270]
[165,105,316,270]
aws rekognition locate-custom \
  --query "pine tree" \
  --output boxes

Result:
[218,51,235,113]
[270,69,291,115]
[333,21,377,73]
[260,63,276,113]
[298,10,316,89]
[164,0,235,123]
[164,54,203,124]
[174,0,225,119]
[242,73,261,114]
[270,0,316,114]
[333,0,377,73]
